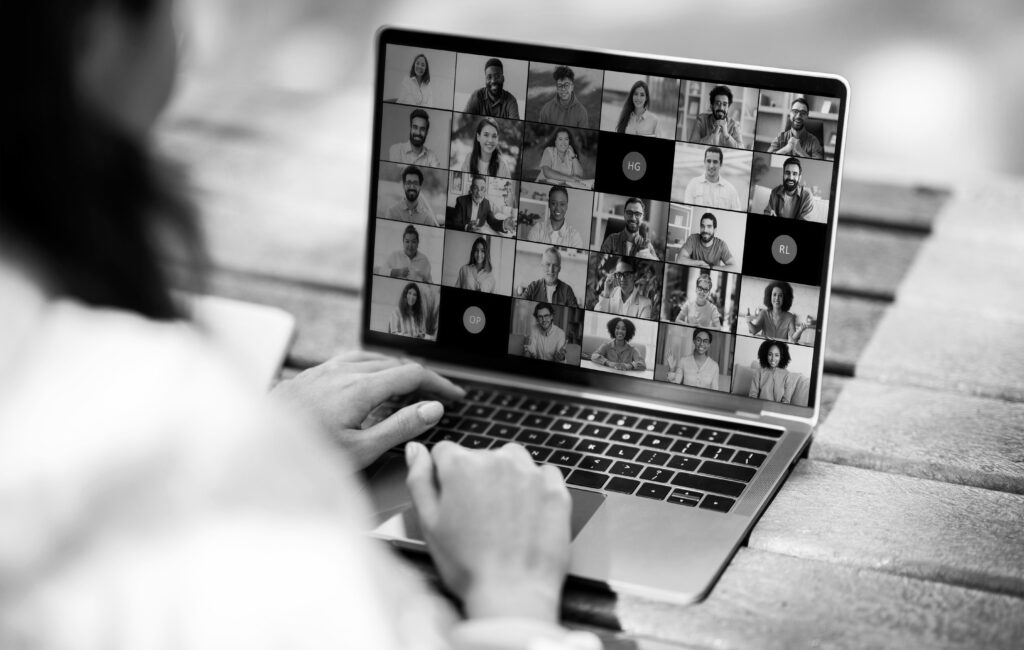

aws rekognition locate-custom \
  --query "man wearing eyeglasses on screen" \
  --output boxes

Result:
[538,66,589,128]
[600,197,658,259]
[595,258,652,319]
[768,97,824,159]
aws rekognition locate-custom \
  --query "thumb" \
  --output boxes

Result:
[364,400,444,452]
[404,441,439,527]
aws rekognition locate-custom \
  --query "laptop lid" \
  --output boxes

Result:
[361,27,848,426]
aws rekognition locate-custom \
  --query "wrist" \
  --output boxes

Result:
[463,577,563,624]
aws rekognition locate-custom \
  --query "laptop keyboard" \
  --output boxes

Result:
[382,385,780,514]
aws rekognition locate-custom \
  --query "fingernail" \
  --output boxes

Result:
[417,401,443,425]
[405,441,421,464]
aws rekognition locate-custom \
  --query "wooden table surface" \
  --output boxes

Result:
[159,76,1024,649]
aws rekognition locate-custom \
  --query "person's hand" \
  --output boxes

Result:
[765,206,776,216]
[553,347,566,362]
[405,441,571,623]
[603,273,618,296]
[270,351,465,470]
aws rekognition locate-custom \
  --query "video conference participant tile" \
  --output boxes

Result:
[522,123,598,190]
[506,299,584,367]
[376,161,448,228]
[517,182,594,248]
[666,204,747,272]
[444,171,519,235]
[580,311,658,381]
[741,217,827,286]
[754,91,842,162]
[676,80,759,149]
[732,334,815,407]
[369,275,441,341]
[737,276,821,347]
[593,131,674,201]
[748,153,835,223]
[588,193,670,261]
[524,62,604,131]
[382,44,457,110]
[670,142,753,212]
[511,242,588,310]
[599,71,680,139]
[371,218,444,285]
[654,322,736,393]
[661,265,740,334]
[440,230,517,295]
[379,103,452,171]
[450,112,523,179]
[435,286,513,355]
[585,254,663,322]
[453,53,529,120]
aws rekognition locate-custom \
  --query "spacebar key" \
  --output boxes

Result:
[567,470,609,490]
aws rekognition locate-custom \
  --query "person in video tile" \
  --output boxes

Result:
[535,128,587,188]
[675,272,721,328]
[450,175,497,231]
[383,224,432,283]
[746,280,805,342]
[688,85,744,149]
[525,186,584,248]
[595,258,653,318]
[749,340,794,403]
[461,117,512,178]
[600,197,658,259]
[385,165,439,226]
[682,146,743,211]
[678,212,736,269]
[516,246,580,308]
[670,328,720,389]
[764,157,815,220]
[388,281,434,340]
[768,97,824,159]
[464,58,520,119]
[397,52,434,107]
[615,80,659,137]
[388,108,440,168]
[455,236,497,293]
[523,301,567,362]
[591,317,646,371]
[538,66,589,128]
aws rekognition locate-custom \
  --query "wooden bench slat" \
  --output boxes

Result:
[822,295,888,371]
[747,460,1024,595]
[838,181,949,232]
[832,224,924,300]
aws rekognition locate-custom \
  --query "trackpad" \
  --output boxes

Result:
[369,458,605,542]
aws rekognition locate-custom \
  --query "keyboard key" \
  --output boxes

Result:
[552,419,583,434]
[735,451,767,467]
[699,460,756,483]
[567,470,608,490]
[606,477,640,494]
[667,455,700,472]
[606,444,639,460]
[548,434,577,449]
[522,414,554,429]
[610,461,642,477]
[637,418,669,433]
[465,404,495,419]
[437,414,462,429]
[430,429,463,444]
[580,424,613,438]
[494,409,523,424]
[455,418,491,434]
[520,398,551,413]
[667,488,703,506]
[556,465,572,478]
[640,434,672,450]
[487,424,519,439]
[699,495,736,513]
[636,450,670,466]
[465,388,493,402]
[579,455,613,472]
[575,439,609,455]
[671,440,705,456]
[547,403,580,418]
[579,408,610,422]
[728,433,777,453]
[490,393,523,409]
[526,446,551,463]
[459,435,492,449]
[670,472,745,498]
[442,401,468,415]
[608,414,638,428]
[637,482,672,500]
[516,429,549,445]
[550,451,582,467]
[609,429,643,444]
[696,428,730,444]
[640,466,674,483]
[667,423,700,438]
[701,445,735,462]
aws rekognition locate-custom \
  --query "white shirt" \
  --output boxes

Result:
[682,175,743,211]
[595,286,652,319]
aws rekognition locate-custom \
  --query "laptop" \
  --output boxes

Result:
[361,27,849,604]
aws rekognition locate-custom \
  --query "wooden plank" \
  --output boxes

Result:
[931,181,1024,246]
[811,379,1024,494]
[831,224,924,300]
[747,460,1024,595]
[838,180,949,232]
[822,294,888,373]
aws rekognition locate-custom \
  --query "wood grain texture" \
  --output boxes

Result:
[811,379,1024,494]
[838,181,949,232]
[822,295,888,372]
[747,461,1024,596]
[831,224,924,299]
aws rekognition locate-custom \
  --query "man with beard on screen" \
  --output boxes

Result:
[677,212,735,268]
[687,85,744,149]
[464,58,520,119]
[764,157,816,220]
[600,197,658,259]
[385,165,439,226]
[388,108,440,168]
[768,97,824,159]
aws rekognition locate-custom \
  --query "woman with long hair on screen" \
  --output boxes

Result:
[462,116,511,178]
[615,80,659,137]
[749,340,795,403]
[535,127,586,188]
[456,237,497,293]
[1,2,586,647]
[746,280,807,342]
[591,317,646,371]
[397,52,433,106]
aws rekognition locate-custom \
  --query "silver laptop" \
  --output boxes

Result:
[361,27,849,604]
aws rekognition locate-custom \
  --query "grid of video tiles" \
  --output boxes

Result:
[368,44,843,407]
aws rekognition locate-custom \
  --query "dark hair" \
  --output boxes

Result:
[692,328,713,344]
[533,301,554,318]
[624,197,646,216]
[409,108,430,128]
[402,224,419,242]
[762,281,794,312]
[709,85,733,106]
[1,0,203,321]
[543,127,579,159]
[783,156,802,173]
[467,236,492,273]
[791,97,810,112]
[704,146,724,164]
[757,339,791,369]
[552,66,575,82]
[469,117,502,177]
[606,317,637,341]
[398,282,424,321]
[471,175,486,187]
[484,58,504,72]
[408,53,431,84]
[615,80,650,133]
[547,185,569,202]
[402,165,424,184]
[700,212,717,228]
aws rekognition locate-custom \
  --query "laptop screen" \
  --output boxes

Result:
[363,28,848,416]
